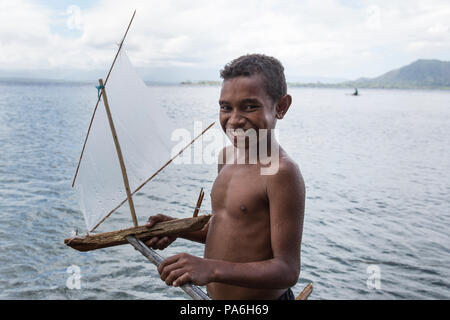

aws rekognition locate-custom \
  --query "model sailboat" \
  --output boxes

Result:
[64,11,212,300]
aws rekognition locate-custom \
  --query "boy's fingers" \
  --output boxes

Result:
[145,214,164,227]
[156,237,170,249]
[145,218,158,227]
[145,219,154,227]
[160,261,183,282]
[145,237,158,248]
[173,272,192,287]
[145,236,174,250]
[158,254,181,274]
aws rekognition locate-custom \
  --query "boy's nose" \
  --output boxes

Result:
[228,111,246,128]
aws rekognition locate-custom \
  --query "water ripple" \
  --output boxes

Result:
[1,84,449,299]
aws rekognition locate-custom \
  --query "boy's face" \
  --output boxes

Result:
[219,74,278,145]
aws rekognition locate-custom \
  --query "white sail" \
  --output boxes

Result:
[74,49,174,232]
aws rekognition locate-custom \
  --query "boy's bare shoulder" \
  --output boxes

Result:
[266,153,305,196]
[263,153,305,226]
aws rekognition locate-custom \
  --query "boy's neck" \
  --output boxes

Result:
[232,134,280,165]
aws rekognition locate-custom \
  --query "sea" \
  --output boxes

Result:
[0,80,449,300]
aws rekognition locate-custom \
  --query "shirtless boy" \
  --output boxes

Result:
[146,54,305,300]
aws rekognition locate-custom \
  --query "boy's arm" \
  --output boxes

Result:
[158,160,305,289]
[145,214,209,248]
[179,219,210,243]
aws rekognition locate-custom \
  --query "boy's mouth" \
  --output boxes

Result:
[225,129,254,141]
[229,129,247,137]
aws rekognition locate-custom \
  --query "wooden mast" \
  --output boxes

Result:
[98,78,138,227]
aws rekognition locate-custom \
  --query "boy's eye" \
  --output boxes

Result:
[244,105,258,111]
[220,105,231,111]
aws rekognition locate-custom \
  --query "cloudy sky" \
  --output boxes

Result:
[1,0,449,82]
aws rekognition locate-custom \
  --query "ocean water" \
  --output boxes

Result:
[0,81,449,299]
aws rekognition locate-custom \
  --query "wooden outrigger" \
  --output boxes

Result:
[65,214,210,252]
[296,282,314,300]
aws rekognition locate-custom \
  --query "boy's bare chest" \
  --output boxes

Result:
[211,164,268,217]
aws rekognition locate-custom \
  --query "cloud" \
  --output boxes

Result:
[66,5,83,31]
[366,5,381,31]
[427,24,449,36]
[0,0,53,69]
[0,0,449,80]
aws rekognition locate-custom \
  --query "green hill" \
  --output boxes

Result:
[346,59,450,89]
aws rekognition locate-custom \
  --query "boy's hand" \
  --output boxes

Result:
[145,214,177,250]
[158,253,215,287]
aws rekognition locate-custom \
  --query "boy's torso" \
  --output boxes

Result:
[205,161,285,299]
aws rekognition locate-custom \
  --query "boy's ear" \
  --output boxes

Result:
[275,94,292,119]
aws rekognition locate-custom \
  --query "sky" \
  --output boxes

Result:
[0,0,449,83]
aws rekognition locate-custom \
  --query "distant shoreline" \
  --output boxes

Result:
[1,77,449,90]
[0,77,93,87]
[179,80,450,90]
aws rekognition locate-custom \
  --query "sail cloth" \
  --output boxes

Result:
[74,49,174,232]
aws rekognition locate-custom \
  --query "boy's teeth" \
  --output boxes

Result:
[231,130,245,137]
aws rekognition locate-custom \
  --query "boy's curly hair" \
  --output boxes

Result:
[220,54,287,103]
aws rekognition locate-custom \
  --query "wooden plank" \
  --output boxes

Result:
[296,282,313,300]
[126,235,211,300]
[65,215,211,252]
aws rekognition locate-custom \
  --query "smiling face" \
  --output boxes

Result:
[219,74,277,144]
[219,74,291,148]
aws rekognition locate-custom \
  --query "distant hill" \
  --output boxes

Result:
[344,59,450,89]
[287,59,450,89]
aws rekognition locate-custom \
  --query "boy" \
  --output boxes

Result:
[146,54,305,300]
